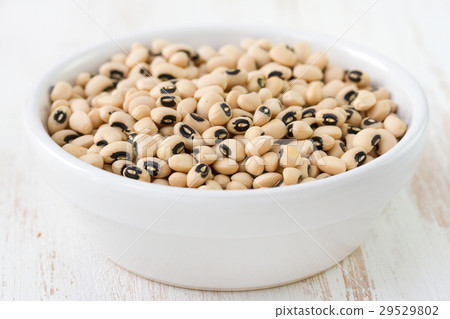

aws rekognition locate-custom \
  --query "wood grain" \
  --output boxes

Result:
[0,0,449,301]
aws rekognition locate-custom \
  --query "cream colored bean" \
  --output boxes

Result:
[183,113,211,134]
[69,111,93,135]
[253,105,272,126]
[376,129,397,155]
[261,119,286,139]
[156,135,185,160]
[134,117,158,135]
[264,77,284,96]
[132,134,158,159]
[317,156,346,175]
[109,111,136,133]
[196,92,224,118]
[361,117,383,129]
[292,41,312,63]
[137,157,171,178]
[100,141,133,163]
[261,151,279,172]
[202,126,229,145]
[245,136,273,156]
[50,81,73,102]
[340,147,367,170]
[311,134,335,151]
[327,140,346,158]
[62,144,88,158]
[276,106,303,126]
[351,90,377,111]
[208,102,232,126]
[218,139,246,162]
[226,181,247,190]
[345,69,370,87]
[282,167,303,185]
[305,51,329,70]
[78,153,104,169]
[280,90,305,107]
[85,75,113,97]
[244,156,265,176]
[192,145,218,165]
[352,128,381,152]
[292,64,323,82]
[286,121,313,139]
[322,80,346,98]
[70,134,94,148]
[253,172,282,188]
[230,172,253,189]
[227,116,253,135]
[237,92,261,112]
[153,179,169,185]
[213,158,239,175]
[173,122,203,150]
[213,174,231,189]
[51,129,79,146]
[168,172,188,187]
[324,63,345,83]
[383,114,407,138]
[279,145,302,168]
[306,81,323,105]
[168,153,194,173]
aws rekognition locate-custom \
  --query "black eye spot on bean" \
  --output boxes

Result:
[160,96,177,107]
[363,118,379,125]
[96,140,108,147]
[274,179,283,187]
[189,113,205,122]
[126,133,137,144]
[348,125,362,134]
[371,134,381,146]
[110,70,124,79]
[179,49,191,58]
[149,50,161,56]
[111,151,131,161]
[111,122,129,132]
[143,161,160,176]
[344,109,353,120]
[307,164,311,175]
[172,142,185,154]
[161,86,177,94]
[158,73,176,81]
[287,123,294,138]
[279,148,284,157]
[220,103,231,116]
[214,129,228,141]
[355,151,367,166]
[191,52,200,61]
[123,166,143,180]
[281,111,297,125]
[219,144,231,157]
[225,69,240,75]
[103,85,115,92]
[53,110,67,124]
[297,175,303,183]
[348,70,363,83]
[257,77,265,88]
[179,124,195,138]
[120,163,132,175]
[233,118,250,132]
[344,91,358,103]
[339,141,346,152]
[161,115,177,125]
[192,147,200,154]
[322,113,338,125]
[311,136,324,150]
[259,106,270,116]
[63,134,79,143]
[195,163,210,178]
[310,123,319,130]
[268,71,283,79]
[302,109,316,118]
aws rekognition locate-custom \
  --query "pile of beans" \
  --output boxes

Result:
[47,38,407,190]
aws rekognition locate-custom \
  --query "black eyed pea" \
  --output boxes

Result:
[261,151,279,172]
[197,73,228,90]
[283,167,303,185]
[261,62,293,80]
[335,84,358,105]
[87,144,103,154]
[253,172,282,188]
[224,69,248,90]
[99,61,129,79]
[212,157,239,175]
[122,165,151,182]
[296,157,311,178]
[341,123,363,137]
[51,129,79,146]
[253,105,272,126]
[173,122,203,150]
[350,90,377,111]
[152,63,186,81]
[315,97,338,110]
[206,55,236,73]
[383,114,407,138]
[48,105,72,134]
[280,90,305,107]
[213,174,231,189]
[125,46,150,68]
[69,111,93,135]
[247,44,271,68]
[62,144,88,158]
[237,54,257,72]
[168,172,188,187]
[316,173,331,179]
[376,129,398,155]
[84,75,114,97]
[227,116,253,135]
[244,155,265,176]
[339,107,362,126]
[202,126,229,145]
[247,74,266,92]
[237,92,261,112]
[218,139,246,162]
[168,153,195,173]
[305,51,329,70]
[99,141,134,163]
[76,72,92,88]
[296,139,315,157]
[225,90,242,108]
[78,153,104,169]
[313,126,342,140]
[137,157,171,178]
[230,172,254,189]
[50,99,69,112]
[258,88,273,103]
[317,156,346,175]
[192,145,218,165]
[130,104,152,120]
[345,134,356,149]
[276,106,303,126]
[352,128,382,153]
[292,64,323,82]
[70,134,94,148]
[301,106,317,119]
[324,63,345,83]
[327,140,347,158]
[264,98,282,117]
[279,145,302,168]
[208,102,232,126]
[169,51,190,68]
[269,44,297,67]
[315,109,346,127]
[195,86,225,100]
[132,134,158,159]
[174,79,198,99]
[309,164,320,178]
[264,77,284,97]
[123,91,153,112]
[183,113,211,134]
[345,69,370,88]
[134,117,159,135]
[196,92,224,118]
[153,179,170,185]
[361,117,383,129]
[177,97,198,118]
[159,125,174,136]
[226,181,248,190]
[156,135,185,161]
[187,163,211,188]
[135,77,161,91]
[204,180,224,190]
[231,108,254,119]
[244,126,265,140]
[306,81,324,106]
[322,80,347,98]
[261,119,287,139]
[301,177,316,183]
[109,111,136,133]
[156,95,182,109]
[99,106,122,123]
[245,135,273,157]
[373,88,391,101]
[340,147,367,170]
[69,98,90,113]
[150,107,182,126]
[310,134,335,151]
[111,159,134,175]
[292,41,312,63]
[286,121,313,140]
[50,81,73,102]
[367,100,392,122]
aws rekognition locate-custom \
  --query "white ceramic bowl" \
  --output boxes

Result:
[25,26,428,291]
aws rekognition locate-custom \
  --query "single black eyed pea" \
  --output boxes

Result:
[152,63,186,81]
[159,126,174,137]
[174,79,197,99]
[76,72,92,87]
[48,105,72,135]
[192,145,218,165]
[202,126,229,145]
[206,55,236,73]
[361,117,383,129]
[264,77,284,97]
[339,107,362,126]
[315,97,338,110]
[69,111,93,135]
[327,140,347,158]
[87,144,103,154]
[173,122,203,150]
[367,100,392,121]
[197,73,228,90]
[350,90,377,111]
[99,61,129,79]
[345,69,370,88]
[341,123,363,137]
[244,156,265,176]
[130,104,152,120]
[156,135,185,161]
[186,163,211,188]
[376,129,398,155]
[84,75,114,97]
[316,173,331,180]
[137,157,171,178]
[335,84,358,105]
[296,139,315,157]
[261,62,293,80]
[276,106,303,126]
[132,134,158,159]
[315,109,346,127]
[213,174,231,189]
[70,134,94,148]
[205,178,224,188]
[244,135,273,157]
[317,156,346,175]
[88,109,103,129]
[69,98,90,113]
[313,126,342,140]
[231,108,254,119]
[224,69,248,91]
[94,126,124,146]
[279,145,302,168]
[373,88,391,101]
[156,95,182,108]
[168,153,195,173]
[176,97,197,118]
[324,63,345,83]
[310,134,335,151]
[322,80,347,98]
[208,102,232,126]
[150,107,182,126]
[292,64,323,82]
[296,157,311,178]
[111,159,134,175]
[252,105,271,126]
[153,179,170,185]
[345,134,356,149]
[99,141,134,164]
[227,116,253,135]
[305,51,329,70]
[352,128,382,153]
[226,181,248,190]
[306,81,324,106]
[261,151,279,172]
[280,90,305,107]
[218,139,246,162]
[183,112,212,134]
[264,98,282,117]
[134,117,159,135]
[109,111,136,133]
[122,165,151,182]
[383,114,407,138]
[301,106,317,119]
[50,81,73,102]
[212,158,239,175]
[258,88,273,103]
[225,90,242,108]
[253,172,282,188]
[309,165,320,178]
[340,147,367,170]
[268,44,296,67]
[168,172,188,187]
[283,167,303,185]
[247,44,271,68]
[261,119,286,139]
[237,92,261,112]
[244,126,265,140]
[98,106,122,123]
[230,172,254,189]
[51,129,79,146]
[300,177,316,183]
[62,144,88,158]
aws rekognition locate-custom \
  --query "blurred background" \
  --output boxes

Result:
[0,0,449,300]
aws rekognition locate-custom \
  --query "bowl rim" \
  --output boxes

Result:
[24,25,429,198]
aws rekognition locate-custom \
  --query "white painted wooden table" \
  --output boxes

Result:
[1,0,449,300]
